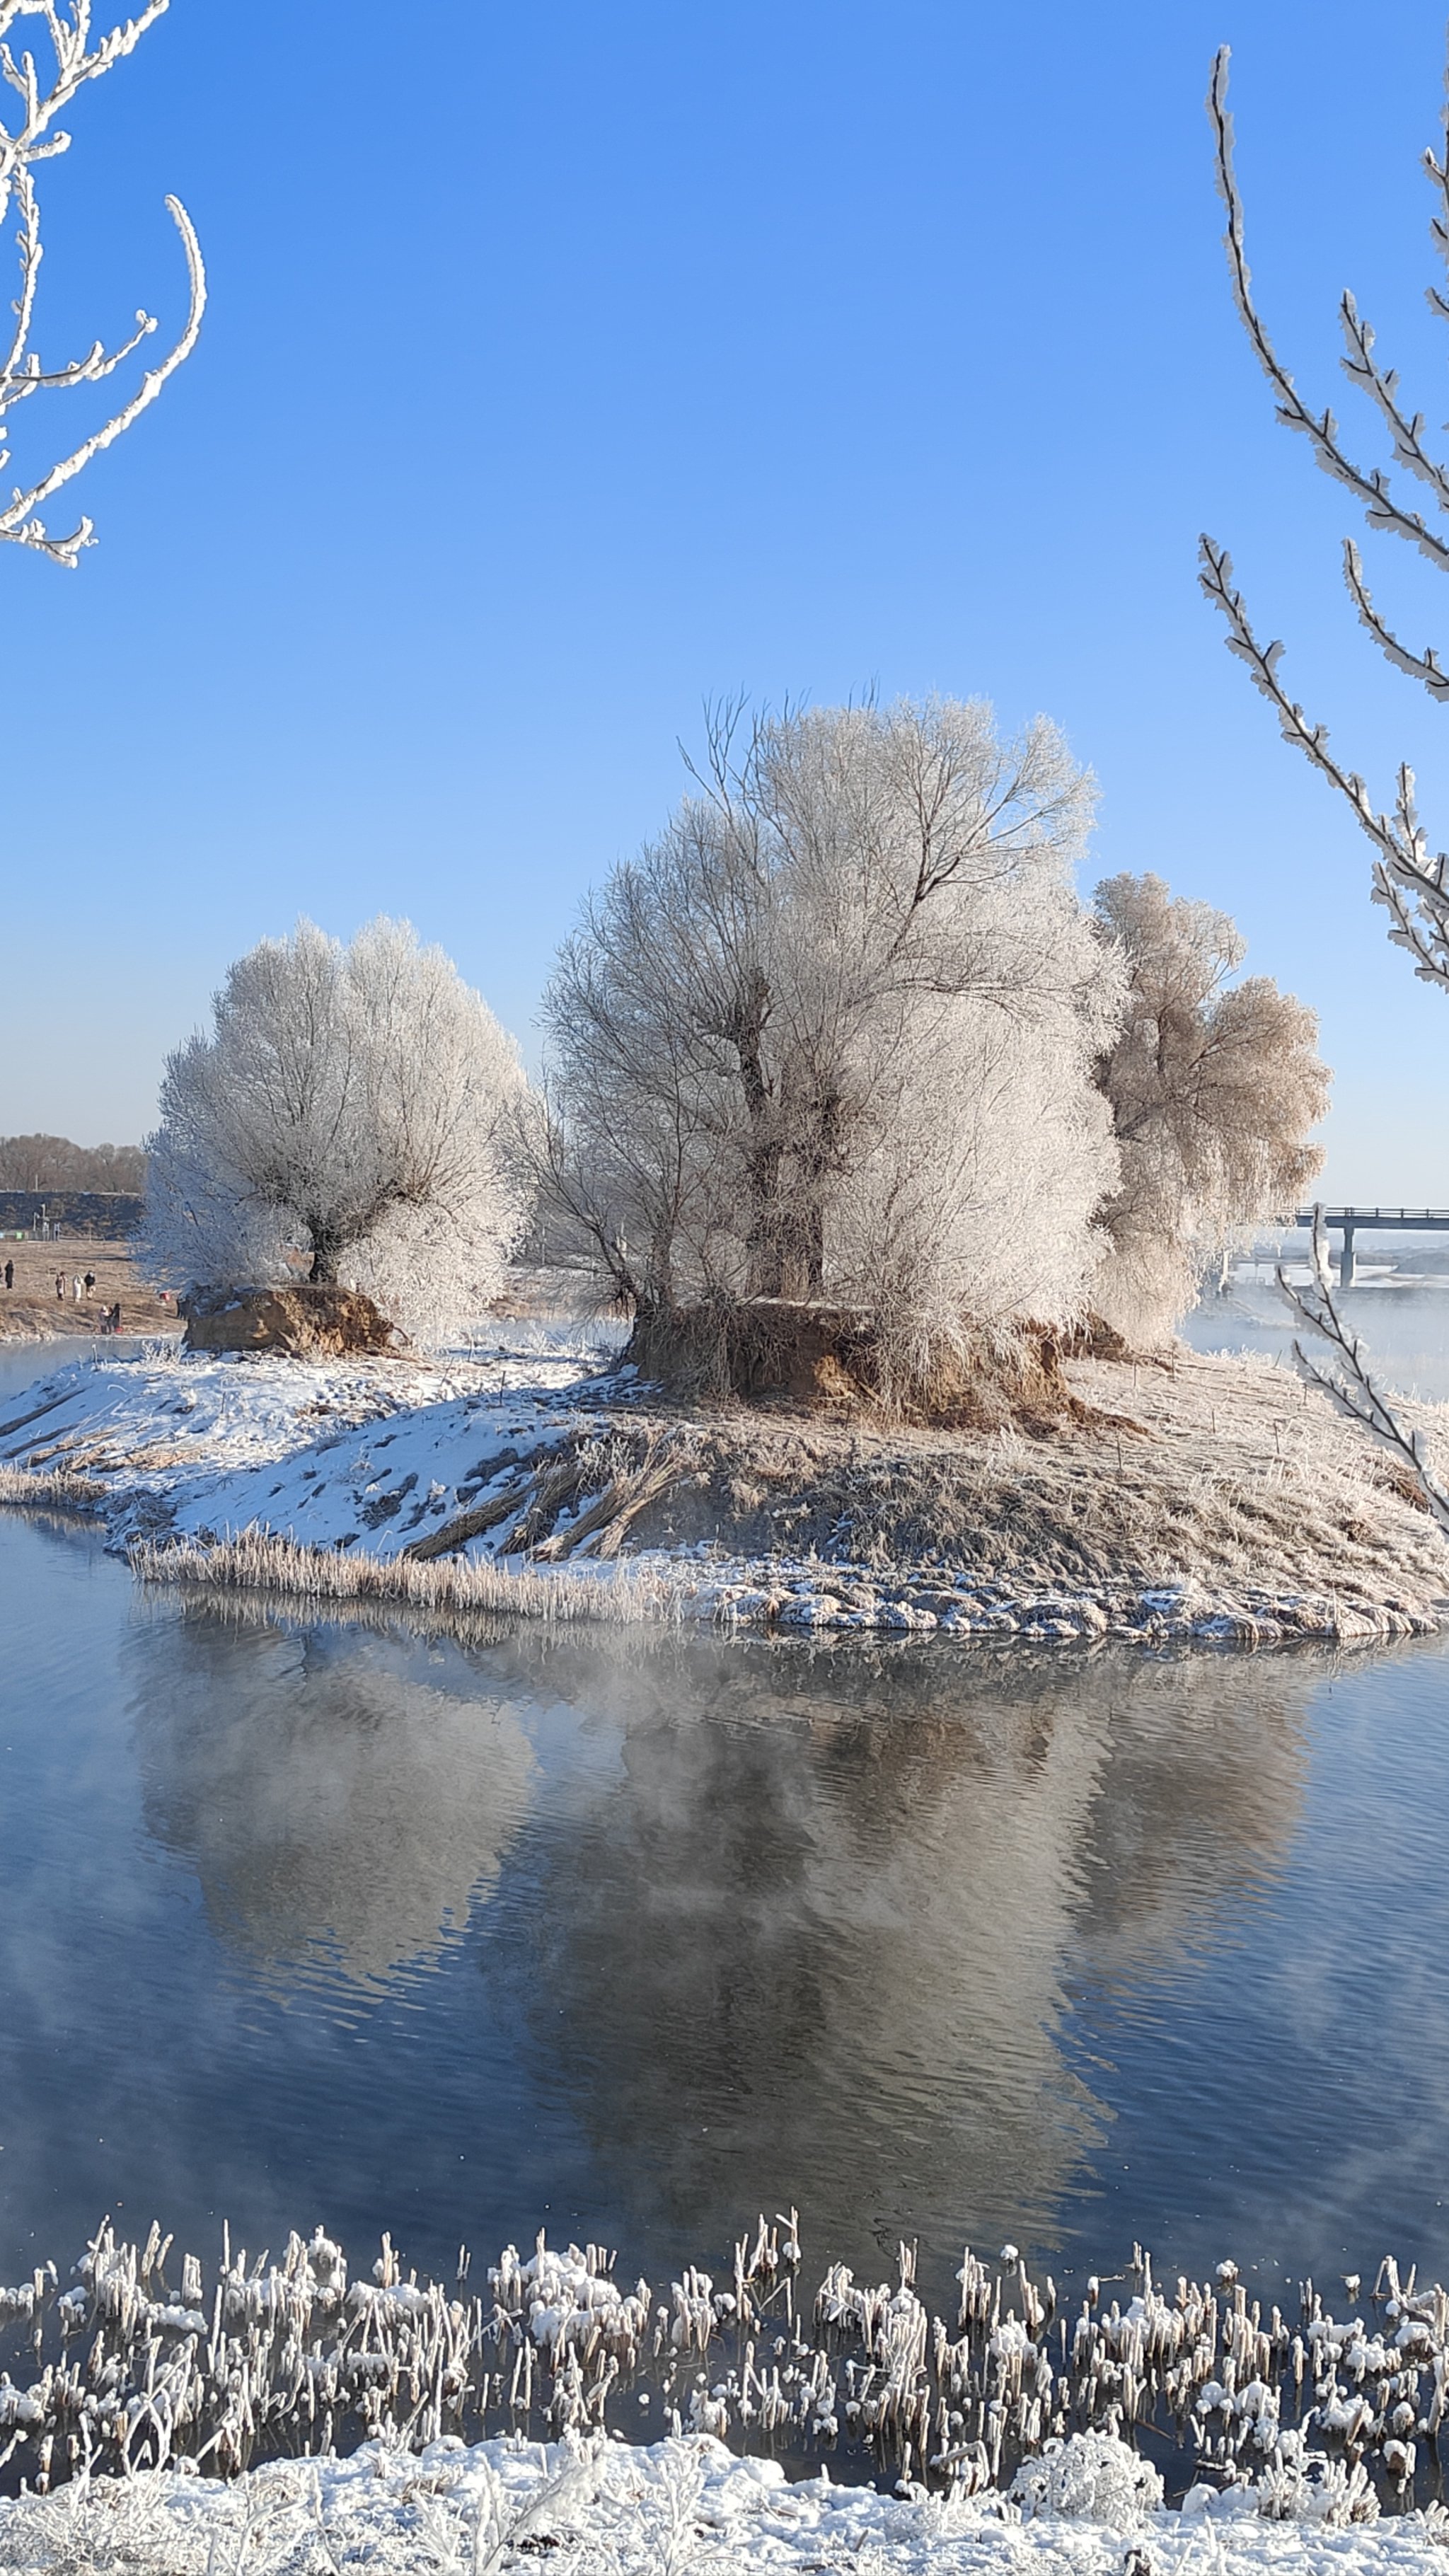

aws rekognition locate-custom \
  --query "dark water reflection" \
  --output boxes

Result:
[1,1491,1447,2314]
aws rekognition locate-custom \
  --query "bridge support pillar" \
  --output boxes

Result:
[1339,1224,1357,1290]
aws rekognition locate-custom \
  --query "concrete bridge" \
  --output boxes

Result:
[1286,1206,1449,1288]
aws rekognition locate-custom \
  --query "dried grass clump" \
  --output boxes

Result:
[608,1351,1449,1612]
[408,1428,695,1564]
[129,1527,682,1626]
[0,1464,108,1513]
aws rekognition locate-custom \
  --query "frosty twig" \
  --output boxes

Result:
[0,1,205,565]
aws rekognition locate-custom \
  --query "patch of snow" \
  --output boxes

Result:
[3,2431,1449,2575]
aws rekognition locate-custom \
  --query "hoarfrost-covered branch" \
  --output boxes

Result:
[1208,46,1449,571]
[1277,1212,1449,1534]
[1197,538,1449,990]
[1201,47,1449,993]
[0,1,204,566]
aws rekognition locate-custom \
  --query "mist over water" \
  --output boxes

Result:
[3,1423,1449,2316]
[1185,1252,1449,1402]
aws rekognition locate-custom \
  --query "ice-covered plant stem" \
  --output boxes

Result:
[0,0,205,567]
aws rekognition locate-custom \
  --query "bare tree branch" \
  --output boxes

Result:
[1205,44,1449,1535]
[1341,535,1449,703]
[1197,537,1449,988]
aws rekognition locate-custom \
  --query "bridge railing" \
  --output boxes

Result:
[1288,1207,1449,1225]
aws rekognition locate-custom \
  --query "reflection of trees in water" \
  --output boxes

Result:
[477,1637,1315,2278]
[131,1609,535,1993]
[127,1596,1319,2285]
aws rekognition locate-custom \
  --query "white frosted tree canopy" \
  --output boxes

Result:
[144,920,528,1346]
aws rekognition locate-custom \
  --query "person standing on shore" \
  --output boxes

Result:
[3,1260,11,1289]
[54,1272,64,1300]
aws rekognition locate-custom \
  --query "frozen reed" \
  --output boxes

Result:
[1,2215,1445,2522]
[0,1464,108,1514]
[128,1528,684,1626]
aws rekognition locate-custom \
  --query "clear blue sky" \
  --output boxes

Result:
[5,0,1449,1195]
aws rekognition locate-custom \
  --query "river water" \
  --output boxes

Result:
[1,1327,1448,2322]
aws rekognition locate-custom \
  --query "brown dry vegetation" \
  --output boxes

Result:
[387,1344,1449,1619]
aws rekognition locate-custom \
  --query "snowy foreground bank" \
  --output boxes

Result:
[1,1328,1446,1643]
[4,2430,1449,2576]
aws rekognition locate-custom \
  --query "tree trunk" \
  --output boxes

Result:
[728,968,792,1299]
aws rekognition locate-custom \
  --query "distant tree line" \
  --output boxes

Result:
[0,1135,146,1194]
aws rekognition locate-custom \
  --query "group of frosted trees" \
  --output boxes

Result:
[537,696,1324,1389]
[140,692,1329,1387]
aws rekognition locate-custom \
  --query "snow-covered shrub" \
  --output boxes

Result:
[1008,2432,1164,2524]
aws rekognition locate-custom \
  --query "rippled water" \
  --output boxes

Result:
[2,1341,1449,2319]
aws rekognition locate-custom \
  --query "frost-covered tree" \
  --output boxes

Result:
[1199,45,1449,1525]
[541,697,1123,1404]
[0,2,204,567]
[1090,873,1328,1344]
[144,919,527,1345]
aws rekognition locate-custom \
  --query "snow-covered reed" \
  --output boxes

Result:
[129,1528,683,1626]
[2,2215,1447,2525]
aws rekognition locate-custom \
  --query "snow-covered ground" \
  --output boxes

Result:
[0,1332,623,1553]
[2,2431,1446,2576]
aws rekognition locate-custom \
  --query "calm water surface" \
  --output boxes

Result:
[2,1341,1448,2318]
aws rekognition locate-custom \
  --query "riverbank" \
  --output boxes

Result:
[0,1325,1445,1643]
